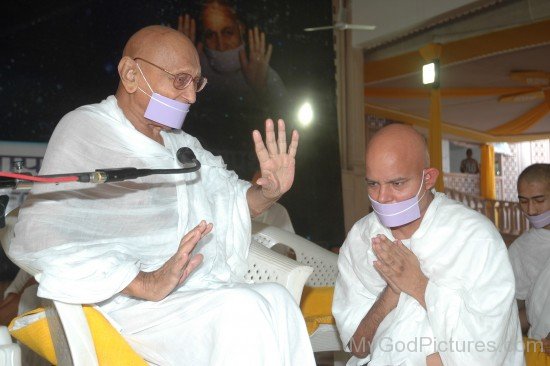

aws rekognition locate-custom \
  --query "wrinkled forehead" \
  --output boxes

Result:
[140,36,200,74]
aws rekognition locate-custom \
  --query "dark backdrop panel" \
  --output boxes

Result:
[1,0,345,247]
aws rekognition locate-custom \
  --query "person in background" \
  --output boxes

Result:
[460,148,479,174]
[508,163,550,357]
[333,123,523,366]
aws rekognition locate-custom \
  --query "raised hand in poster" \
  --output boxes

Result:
[177,14,201,52]
[239,27,273,94]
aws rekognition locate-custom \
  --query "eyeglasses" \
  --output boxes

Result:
[134,57,207,92]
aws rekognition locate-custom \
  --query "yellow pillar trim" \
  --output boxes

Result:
[365,19,550,83]
[365,103,550,142]
[429,88,444,191]
[364,87,539,98]
[488,102,550,135]
[419,43,442,62]
[480,144,496,200]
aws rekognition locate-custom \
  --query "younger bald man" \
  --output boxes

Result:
[333,124,524,366]
[508,163,550,355]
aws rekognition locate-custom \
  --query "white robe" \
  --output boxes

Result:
[508,228,550,340]
[333,192,524,366]
[10,96,315,366]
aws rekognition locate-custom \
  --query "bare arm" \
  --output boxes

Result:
[349,286,399,358]
[517,299,530,335]
[247,183,278,217]
[122,221,211,301]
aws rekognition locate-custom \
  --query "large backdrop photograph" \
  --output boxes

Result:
[1,0,345,247]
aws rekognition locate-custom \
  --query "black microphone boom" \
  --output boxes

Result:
[85,147,200,183]
[0,147,201,187]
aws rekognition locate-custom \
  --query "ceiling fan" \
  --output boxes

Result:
[498,70,550,103]
[304,0,376,32]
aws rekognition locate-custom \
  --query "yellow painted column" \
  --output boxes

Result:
[430,88,444,191]
[420,43,444,191]
[480,144,496,200]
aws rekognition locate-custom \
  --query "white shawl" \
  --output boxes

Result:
[10,96,252,304]
[527,255,550,340]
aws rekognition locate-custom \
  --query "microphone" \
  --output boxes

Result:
[177,147,198,167]
[0,147,201,187]
[82,147,201,183]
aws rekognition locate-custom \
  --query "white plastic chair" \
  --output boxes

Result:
[0,325,21,366]
[0,208,313,366]
[252,222,348,364]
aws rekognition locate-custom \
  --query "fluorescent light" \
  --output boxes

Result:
[423,62,436,85]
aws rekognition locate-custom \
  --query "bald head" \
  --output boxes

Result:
[122,25,199,67]
[518,163,550,189]
[367,124,430,170]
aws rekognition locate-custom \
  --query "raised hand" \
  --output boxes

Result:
[177,14,203,52]
[239,26,273,93]
[125,221,212,301]
[252,119,298,200]
[372,234,428,307]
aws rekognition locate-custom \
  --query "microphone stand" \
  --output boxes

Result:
[0,147,201,227]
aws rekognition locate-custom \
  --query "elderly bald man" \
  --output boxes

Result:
[10,25,315,365]
[333,124,524,366]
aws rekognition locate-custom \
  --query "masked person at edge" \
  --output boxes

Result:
[508,163,550,357]
[10,25,315,366]
[178,0,285,100]
[332,124,524,366]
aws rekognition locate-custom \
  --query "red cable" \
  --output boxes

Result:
[0,172,79,183]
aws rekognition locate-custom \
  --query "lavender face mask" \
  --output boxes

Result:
[525,210,550,229]
[369,171,427,228]
[136,64,190,129]
[204,44,245,74]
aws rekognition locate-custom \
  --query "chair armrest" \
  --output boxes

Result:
[246,240,313,303]
[252,222,339,287]
[45,300,99,366]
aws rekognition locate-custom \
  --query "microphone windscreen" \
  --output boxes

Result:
[176,147,196,165]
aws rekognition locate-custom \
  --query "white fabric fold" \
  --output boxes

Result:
[10,95,252,304]
[508,228,550,340]
[527,258,550,340]
[333,192,524,366]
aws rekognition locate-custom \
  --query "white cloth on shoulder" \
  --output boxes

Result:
[509,228,550,340]
[10,96,315,365]
[528,256,550,340]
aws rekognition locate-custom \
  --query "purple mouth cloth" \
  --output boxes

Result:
[144,92,190,129]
